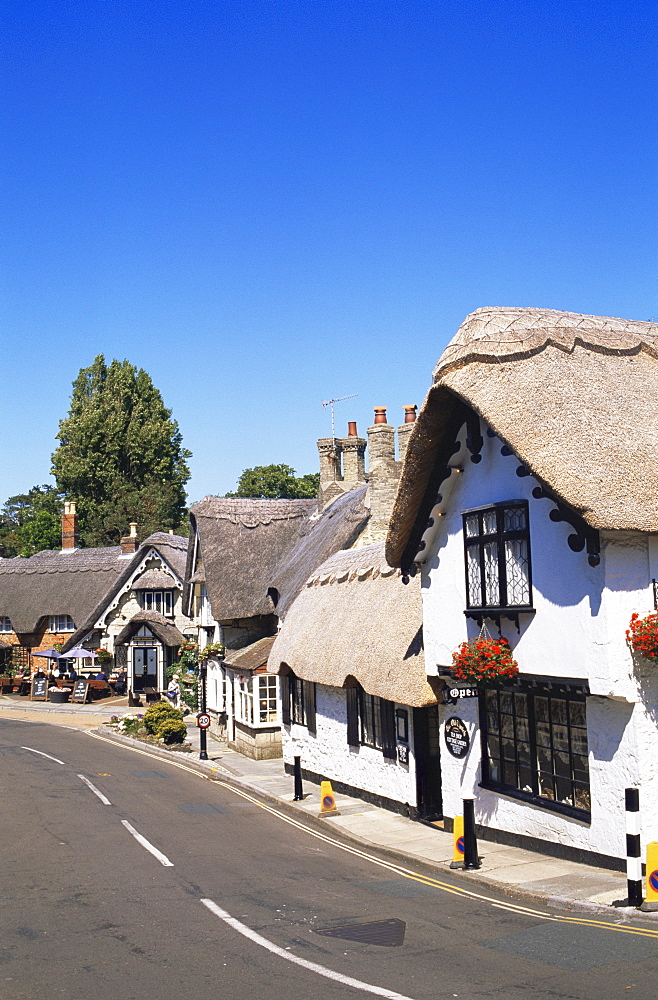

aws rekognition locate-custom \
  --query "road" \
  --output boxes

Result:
[2,717,658,1000]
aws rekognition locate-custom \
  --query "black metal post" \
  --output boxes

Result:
[293,755,304,801]
[462,798,481,869]
[199,662,208,761]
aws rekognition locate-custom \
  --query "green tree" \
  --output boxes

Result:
[0,485,64,557]
[227,464,319,499]
[51,356,191,547]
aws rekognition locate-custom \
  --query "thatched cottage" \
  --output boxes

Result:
[386,306,658,868]
[0,502,191,696]
[182,490,370,758]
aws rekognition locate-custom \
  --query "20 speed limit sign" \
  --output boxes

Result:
[196,712,211,729]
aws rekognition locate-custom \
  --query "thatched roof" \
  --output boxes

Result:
[223,635,276,674]
[133,568,177,590]
[185,497,318,620]
[387,307,658,568]
[269,542,438,707]
[0,547,126,634]
[141,532,188,579]
[114,611,184,647]
[13,532,190,653]
[270,486,370,617]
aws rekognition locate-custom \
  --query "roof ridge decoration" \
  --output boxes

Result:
[434,306,658,378]
[192,497,317,530]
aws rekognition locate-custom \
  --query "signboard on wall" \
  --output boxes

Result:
[444,717,470,759]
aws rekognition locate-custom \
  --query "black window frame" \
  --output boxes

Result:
[280,670,316,733]
[479,682,590,821]
[463,500,533,612]
[346,683,396,759]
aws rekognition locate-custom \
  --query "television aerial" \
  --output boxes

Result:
[322,393,358,439]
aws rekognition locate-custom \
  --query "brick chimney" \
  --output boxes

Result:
[61,501,78,552]
[359,405,416,544]
[120,522,139,555]
[397,404,417,465]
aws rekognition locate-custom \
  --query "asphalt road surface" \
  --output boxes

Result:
[2,718,658,1000]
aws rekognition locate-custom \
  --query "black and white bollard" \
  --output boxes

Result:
[625,787,643,907]
[293,755,304,801]
[463,798,481,870]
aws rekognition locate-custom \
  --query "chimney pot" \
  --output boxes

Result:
[373,407,388,425]
[347,421,358,437]
[129,522,138,538]
[403,405,417,423]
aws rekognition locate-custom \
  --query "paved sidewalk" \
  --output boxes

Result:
[0,695,641,918]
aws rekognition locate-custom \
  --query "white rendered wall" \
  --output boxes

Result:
[420,422,658,861]
[420,428,651,700]
[281,684,418,809]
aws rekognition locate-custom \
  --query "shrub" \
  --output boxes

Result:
[158,718,188,744]
[118,714,143,736]
[143,701,183,735]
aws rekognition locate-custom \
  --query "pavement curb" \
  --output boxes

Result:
[92,726,658,924]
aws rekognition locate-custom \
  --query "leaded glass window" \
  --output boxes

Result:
[463,502,532,609]
[480,685,590,817]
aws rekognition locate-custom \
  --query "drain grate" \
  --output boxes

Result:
[314,918,406,947]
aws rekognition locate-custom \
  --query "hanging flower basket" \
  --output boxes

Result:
[451,635,519,684]
[94,648,112,664]
[626,612,658,660]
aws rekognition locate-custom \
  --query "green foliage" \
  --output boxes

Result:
[143,700,183,735]
[0,485,64,557]
[51,355,192,547]
[157,718,188,744]
[199,642,225,662]
[227,464,319,499]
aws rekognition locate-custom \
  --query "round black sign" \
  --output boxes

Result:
[444,717,470,758]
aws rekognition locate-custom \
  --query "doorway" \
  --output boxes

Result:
[132,647,158,692]
[413,704,443,820]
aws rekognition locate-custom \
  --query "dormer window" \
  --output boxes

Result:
[463,501,532,611]
[0,617,12,633]
[140,591,173,616]
[50,615,74,633]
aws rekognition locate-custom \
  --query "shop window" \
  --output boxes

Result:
[49,615,74,633]
[463,502,532,610]
[479,684,590,818]
[258,675,278,724]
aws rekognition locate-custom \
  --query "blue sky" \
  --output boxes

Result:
[2,0,656,507]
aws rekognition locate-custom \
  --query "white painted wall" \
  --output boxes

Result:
[420,429,651,701]
[280,684,418,809]
[420,422,658,861]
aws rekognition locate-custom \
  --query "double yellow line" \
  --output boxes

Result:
[85,729,658,941]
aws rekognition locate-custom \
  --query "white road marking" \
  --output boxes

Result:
[21,746,66,765]
[121,820,174,866]
[87,731,658,940]
[77,774,112,805]
[201,898,418,1000]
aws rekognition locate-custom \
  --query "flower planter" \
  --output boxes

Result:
[451,636,519,684]
[49,688,71,704]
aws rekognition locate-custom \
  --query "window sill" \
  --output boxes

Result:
[464,607,535,633]
[479,780,591,824]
